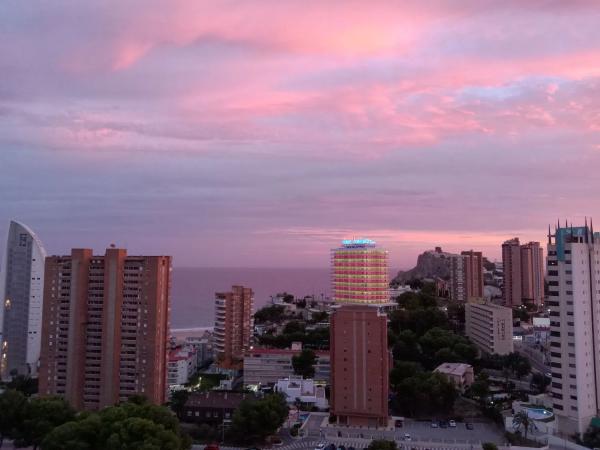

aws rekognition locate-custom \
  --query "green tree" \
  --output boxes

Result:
[393,372,457,417]
[41,414,102,450]
[0,389,27,446]
[582,422,600,449]
[367,439,398,450]
[170,390,190,419]
[530,373,550,394]
[512,410,532,440]
[7,375,38,397]
[469,377,490,403]
[105,417,182,450]
[292,349,317,378]
[229,393,289,444]
[253,305,286,324]
[42,397,191,450]
[283,320,306,335]
[390,362,422,389]
[310,311,329,323]
[482,443,498,450]
[15,396,76,450]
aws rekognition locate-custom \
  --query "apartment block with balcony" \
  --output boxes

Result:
[465,301,513,355]
[214,285,253,369]
[39,248,171,410]
[547,223,600,437]
[243,344,331,387]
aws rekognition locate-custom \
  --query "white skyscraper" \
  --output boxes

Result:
[0,221,47,379]
[547,222,600,436]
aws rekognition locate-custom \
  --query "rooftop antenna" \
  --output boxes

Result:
[547,225,552,245]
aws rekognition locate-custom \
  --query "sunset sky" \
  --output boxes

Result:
[1,0,599,268]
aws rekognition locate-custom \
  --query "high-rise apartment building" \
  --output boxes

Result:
[0,221,47,379]
[521,241,545,305]
[330,304,389,427]
[449,251,484,301]
[502,238,545,306]
[547,224,600,436]
[39,248,171,410]
[465,301,513,355]
[502,238,522,306]
[214,285,253,369]
[331,239,389,304]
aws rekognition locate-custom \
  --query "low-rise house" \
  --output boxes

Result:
[275,376,328,410]
[434,362,474,393]
[243,345,330,388]
[182,391,257,424]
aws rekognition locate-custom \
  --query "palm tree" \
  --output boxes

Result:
[512,410,532,439]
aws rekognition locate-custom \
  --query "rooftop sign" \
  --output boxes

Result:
[342,238,376,246]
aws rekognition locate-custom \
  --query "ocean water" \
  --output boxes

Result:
[170,267,331,328]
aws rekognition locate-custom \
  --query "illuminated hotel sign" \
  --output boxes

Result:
[342,238,376,246]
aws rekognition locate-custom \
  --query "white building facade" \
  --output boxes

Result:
[1,221,47,379]
[465,301,513,355]
[547,224,600,437]
[275,376,328,410]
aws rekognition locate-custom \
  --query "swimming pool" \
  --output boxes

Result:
[526,407,554,421]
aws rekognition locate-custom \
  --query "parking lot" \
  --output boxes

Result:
[315,419,504,445]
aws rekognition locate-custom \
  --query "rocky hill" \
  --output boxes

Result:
[391,247,453,285]
[392,247,495,286]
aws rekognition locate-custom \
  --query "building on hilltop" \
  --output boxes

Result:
[1,221,47,379]
[39,248,171,410]
[331,239,389,305]
[547,222,600,437]
[330,304,389,427]
[214,285,253,369]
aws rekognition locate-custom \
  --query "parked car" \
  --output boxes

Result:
[314,443,326,450]
[403,433,411,441]
[466,422,474,430]
[449,420,457,428]
[430,420,439,428]
[204,444,219,450]
[440,421,448,428]
[395,419,403,428]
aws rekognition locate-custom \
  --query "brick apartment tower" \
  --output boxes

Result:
[39,248,171,410]
[462,250,484,299]
[502,238,522,306]
[520,241,545,305]
[449,251,484,301]
[330,304,389,427]
[214,285,253,369]
[502,238,545,306]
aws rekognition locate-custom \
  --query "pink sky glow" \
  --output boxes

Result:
[1,0,599,268]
